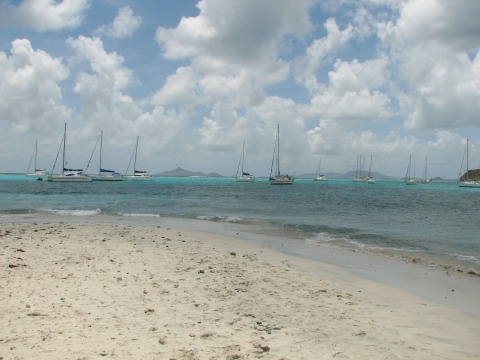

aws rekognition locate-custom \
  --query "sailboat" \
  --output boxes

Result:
[367,155,375,184]
[269,124,293,185]
[313,158,327,181]
[420,158,432,184]
[352,155,370,182]
[235,140,255,182]
[25,140,49,180]
[48,123,92,182]
[124,136,153,180]
[352,155,368,182]
[88,130,123,181]
[458,138,480,188]
[405,154,418,185]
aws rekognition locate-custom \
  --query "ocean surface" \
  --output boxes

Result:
[1,174,479,274]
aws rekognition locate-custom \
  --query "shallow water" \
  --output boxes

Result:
[1,174,479,273]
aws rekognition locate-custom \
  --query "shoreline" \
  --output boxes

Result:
[1,216,480,358]
[2,213,480,317]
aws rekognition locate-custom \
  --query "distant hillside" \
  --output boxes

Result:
[155,167,223,178]
[459,169,480,181]
[298,171,396,180]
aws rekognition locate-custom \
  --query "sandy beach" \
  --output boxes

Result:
[1,221,479,359]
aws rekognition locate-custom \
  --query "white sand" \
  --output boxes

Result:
[1,222,479,359]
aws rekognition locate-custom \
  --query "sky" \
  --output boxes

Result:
[1,0,480,179]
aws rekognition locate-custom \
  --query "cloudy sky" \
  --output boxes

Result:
[1,0,479,178]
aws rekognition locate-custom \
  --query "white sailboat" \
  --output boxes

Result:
[405,154,418,185]
[458,138,480,188]
[352,155,368,182]
[235,140,255,182]
[269,124,294,185]
[420,158,432,184]
[125,136,153,180]
[313,158,327,181]
[88,131,124,181]
[48,123,92,182]
[352,155,372,182]
[367,155,375,184]
[25,140,49,180]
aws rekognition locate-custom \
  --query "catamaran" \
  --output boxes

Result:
[458,138,480,188]
[313,158,327,181]
[235,140,255,182]
[48,123,92,182]
[25,140,49,180]
[405,154,418,185]
[88,130,123,181]
[124,136,153,180]
[269,124,293,185]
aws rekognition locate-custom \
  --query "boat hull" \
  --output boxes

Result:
[89,175,124,181]
[48,175,92,182]
[124,175,153,181]
[270,175,294,185]
[459,181,480,188]
[236,176,255,182]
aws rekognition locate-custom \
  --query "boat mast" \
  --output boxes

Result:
[406,154,411,180]
[134,136,139,173]
[99,130,103,173]
[466,138,469,182]
[62,123,66,175]
[368,155,372,178]
[34,139,38,171]
[276,124,280,177]
[241,140,245,174]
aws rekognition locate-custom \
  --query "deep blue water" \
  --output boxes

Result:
[1,174,479,271]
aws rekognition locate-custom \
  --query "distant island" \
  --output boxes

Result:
[458,169,480,182]
[296,171,396,180]
[151,167,466,180]
[154,167,223,178]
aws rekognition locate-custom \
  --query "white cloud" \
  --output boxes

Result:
[0,39,71,132]
[0,0,90,31]
[152,0,311,108]
[156,0,313,64]
[394,0,480,52]
[383,0,480,130]
[295,17,354,94]
[306,56,394,121]
[94,6,142,39]
[66,36,141,139]
[1,1,479,178]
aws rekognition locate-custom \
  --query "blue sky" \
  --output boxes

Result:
[1,0,479,178]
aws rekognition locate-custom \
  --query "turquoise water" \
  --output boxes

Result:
[1,174,479,272]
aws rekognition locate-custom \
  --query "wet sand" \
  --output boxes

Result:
[1,219,479,359]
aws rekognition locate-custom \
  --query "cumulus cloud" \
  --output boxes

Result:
[66,36,141,138]
[156,0,313,64]
[152,0,312,108]
[383,1,480,130]
[94,6,142,39]
[1,1,479,177]
[306,56,394,121]
[394,0,480,51]
[295,17,354,94]
[0,39,71,132]
[0,0,90,31]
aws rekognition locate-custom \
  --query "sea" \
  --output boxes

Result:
[1,174,479,275]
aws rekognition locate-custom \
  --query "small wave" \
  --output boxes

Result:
[121,213,161,217]
[196,215,259,225]
[41,208,101,216]
[305,232,347,245]
[446,253,480,265]
[0,209,37,215]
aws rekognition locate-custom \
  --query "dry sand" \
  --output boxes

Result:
[1,222,479,359]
